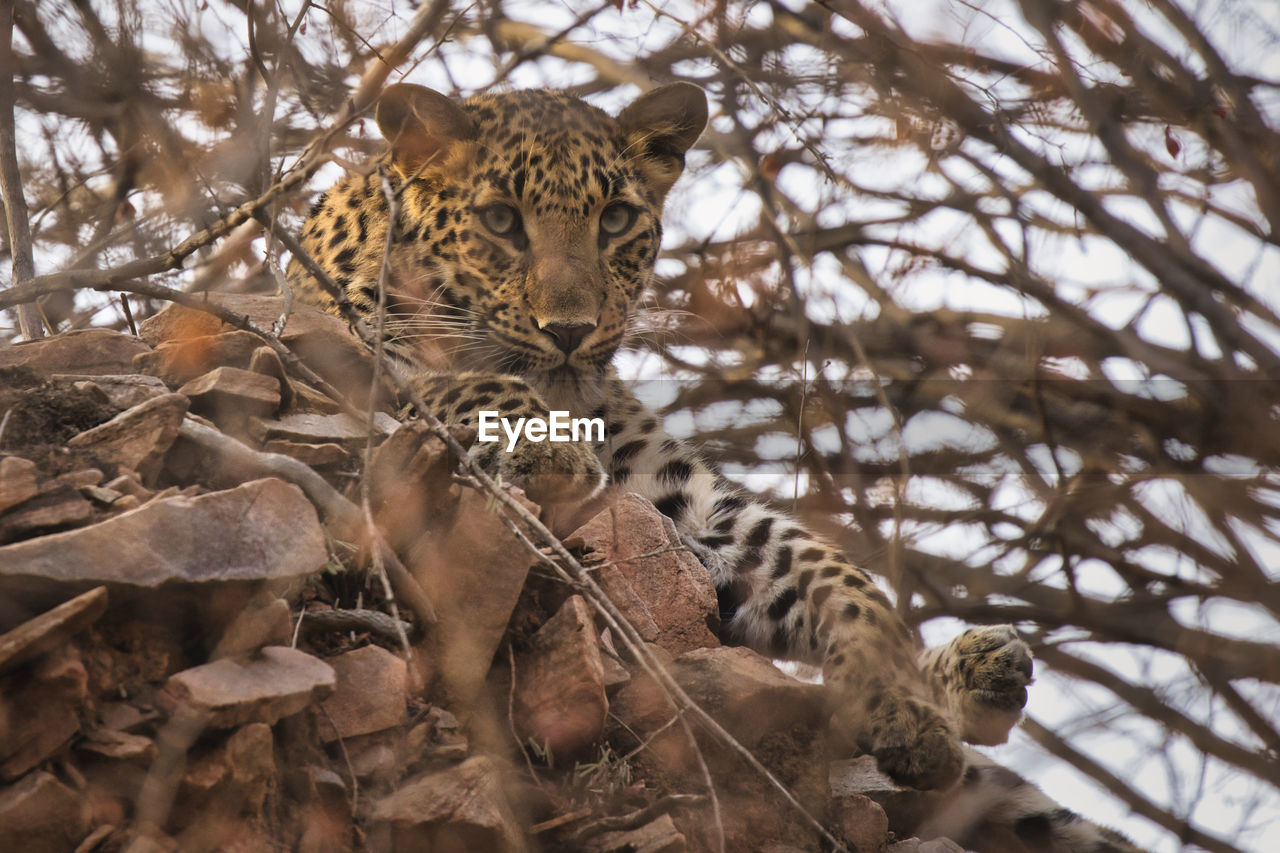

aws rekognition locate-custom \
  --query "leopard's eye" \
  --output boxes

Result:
[600,202,637,237]
[480,204,522,238]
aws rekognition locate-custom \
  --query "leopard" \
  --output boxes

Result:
[286,81,1142,852]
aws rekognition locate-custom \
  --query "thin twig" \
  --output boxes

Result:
[0,0,44,339]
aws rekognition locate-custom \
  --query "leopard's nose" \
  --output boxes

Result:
[542,322,595,354]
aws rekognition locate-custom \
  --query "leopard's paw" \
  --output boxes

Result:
[472,437,607,505]
[948,624,1032,745]
[838,689,964,791]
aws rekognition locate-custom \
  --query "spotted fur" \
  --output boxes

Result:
[287,83,1140,851]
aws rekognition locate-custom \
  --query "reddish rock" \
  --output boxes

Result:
[298,812,355,853]
[261,439,349,468]
[612,646,825,758]
[55,468,104,487]
[0,456,39,513]
[210,597,292,660]
[0,328,150,377]
[406,487,538,705]
[0,477,327,590]
[134,330,263,385]
[318,645,409,742]
[139,294,384,407]
[369,756,526,853]
[78,726,156,763]
[834,793,889,853]
[292,381,343,414]
[610,646,829,852]
[583,814,686,853]
[0,480,94,544]
[136,299,225,347]
[600,652,631,691]
[247,346,296,410]
[0,645,89,780]
[299,766,356,853]
[345,731,405,784]
[407,706,469,763]
[66,392,189,482]
[172,723,277,851]
[368,422,467,551]
[103,471,150,500]
[514,595,608,761]
[224,722,276,813]
[0,586,107,677]
[566,494,719,655]
[179,366,282,420]
[0,770,89,853]
[79,484,125,507]
[162,646,335,728]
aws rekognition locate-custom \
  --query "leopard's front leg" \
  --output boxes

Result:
[602,381,964,789]
[413,371,606,505]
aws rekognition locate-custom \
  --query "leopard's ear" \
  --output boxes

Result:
[376,84,476,176]
[617,82,708,199]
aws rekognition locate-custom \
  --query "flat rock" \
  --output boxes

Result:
[50,373,170,409]
[0,456,39,513]
[179,366,282,420]
[567,494,719,655]
[830,755,947,841]
[584,814,686,853]
[887,839,965,853]
[103,471,150,500]
[0,328,150,377]
[318,645,408,742]
[80,484,125,507]
[514,595,607,761]
[0,477,327,592]
[292,380,343,414]
[55,468,103,487]
[66,392,189,482]
[261,439,349,468]
[134,330,264,385]
[251,411,398,445]
[162,646,335,728]
[0,770,89,853]
[77,727,156,762]
[370,756,526,853]
[0,586,107,678]
[0,481,94,544]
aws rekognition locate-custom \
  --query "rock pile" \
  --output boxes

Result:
[0,295,954,852]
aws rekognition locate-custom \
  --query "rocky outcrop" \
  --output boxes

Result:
[0,314,918,853]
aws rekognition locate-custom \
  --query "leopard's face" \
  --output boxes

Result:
[332,84,707,399]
